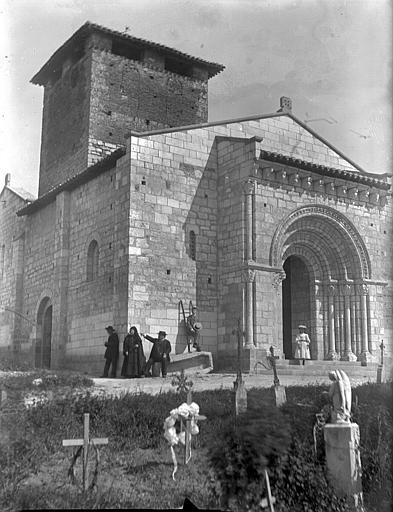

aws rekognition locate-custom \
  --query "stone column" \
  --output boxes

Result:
[342,284,357,361]
[242,269,255,348]
[324,423,364,510]
[357,284,373,364]
[52,191,71,369]
[243,179,255,262]
[326,284,339,360]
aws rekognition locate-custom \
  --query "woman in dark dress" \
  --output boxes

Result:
[121,326,145,378]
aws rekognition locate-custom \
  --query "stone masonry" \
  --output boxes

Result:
[1,23,391,376]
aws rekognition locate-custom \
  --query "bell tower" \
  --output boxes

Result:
[31,22,224,196]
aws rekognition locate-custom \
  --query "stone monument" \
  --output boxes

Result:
[323,369,364,510]
[233,319,247,415]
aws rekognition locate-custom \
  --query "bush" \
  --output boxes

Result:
[208,404,290,511]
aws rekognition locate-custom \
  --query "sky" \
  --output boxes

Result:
[0,0,391,196]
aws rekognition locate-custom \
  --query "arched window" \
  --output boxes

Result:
[189,231,196,261]
[87,240,99,281]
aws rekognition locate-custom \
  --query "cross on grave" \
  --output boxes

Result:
[62,413,108,491]
[380,340,385,366]
[233,318,247,415]
[260,469,276,511]
[171,370,206,464]
[269,346,286,407]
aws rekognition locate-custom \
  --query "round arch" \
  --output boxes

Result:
[270,204,371,280]
[270,205,372,361]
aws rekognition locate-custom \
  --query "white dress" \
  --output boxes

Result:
[294,333,311,359]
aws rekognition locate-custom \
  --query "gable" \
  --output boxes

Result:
[239,115,362,174]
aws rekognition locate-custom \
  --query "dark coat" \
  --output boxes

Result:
[104,332,119,360]
[121,332,145,377]
[145,335,171,362]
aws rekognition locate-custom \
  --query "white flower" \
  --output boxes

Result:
[177,403,191,418]
[32,378,43,386]
[188,402,199,416]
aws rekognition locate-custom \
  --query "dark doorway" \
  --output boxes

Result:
[35,298,52,369]
[42,305,52,368]
[282,259,292,359]
[282,256,311,359]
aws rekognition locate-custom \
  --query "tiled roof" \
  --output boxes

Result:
[17,147,126,216]
[31,21,225,85]
[259,150,391,190]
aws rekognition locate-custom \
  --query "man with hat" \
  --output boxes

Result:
[141,330,172,377]
[186,306,202,352]
[101,325,120,378]
[294,325,311,365]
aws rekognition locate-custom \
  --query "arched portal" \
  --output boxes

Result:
[35,297,52,368]
[270,205,373,362]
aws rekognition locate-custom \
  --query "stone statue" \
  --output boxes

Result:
[328,369,352,423]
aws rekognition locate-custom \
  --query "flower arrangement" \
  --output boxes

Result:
[163,401,206,480]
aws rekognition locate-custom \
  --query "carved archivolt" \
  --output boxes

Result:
[269,205,371,279]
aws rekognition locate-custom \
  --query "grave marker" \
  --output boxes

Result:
[62,413,108,491]
[377,340,385,384]
[269,346,286,407]
[233,318,247,415]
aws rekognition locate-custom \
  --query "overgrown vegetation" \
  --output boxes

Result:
[0,375,391,511]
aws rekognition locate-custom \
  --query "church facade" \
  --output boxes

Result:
[1,23,392,374]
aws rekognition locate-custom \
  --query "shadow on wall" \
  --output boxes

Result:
[173,140,218,355]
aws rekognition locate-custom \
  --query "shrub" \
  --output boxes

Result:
[208,404,291,511]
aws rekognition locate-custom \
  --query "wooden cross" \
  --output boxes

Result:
[380,340,385,366]
[269,346,280,386]
[62,413,108,491]
[260,469,276,511]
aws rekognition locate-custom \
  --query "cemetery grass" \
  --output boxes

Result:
[0,373,392,511]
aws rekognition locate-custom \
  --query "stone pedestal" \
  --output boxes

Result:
[234,379,247,415]
[273,385,286,407]
[324,423,364,510]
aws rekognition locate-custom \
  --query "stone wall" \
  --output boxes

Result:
[0,188,28,361]
[38,53,92,196]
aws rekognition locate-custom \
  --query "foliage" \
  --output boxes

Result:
[208,404,291,511]
[0,379,391,511]
[0,369,94,392]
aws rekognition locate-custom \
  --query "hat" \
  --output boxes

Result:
[158,330,167,337]
[194,322,202,330]
[298,325,307,330]
[192,306,198,310]
[105,325,114,331]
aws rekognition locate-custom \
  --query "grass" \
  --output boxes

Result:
[0,371,391,511]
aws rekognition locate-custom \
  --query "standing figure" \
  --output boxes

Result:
[102,326,119,378]
[121,326,145,378]
[142,331,172,377]
[294,324,311,365]
[186,306,202,352]
[328,369,352,423]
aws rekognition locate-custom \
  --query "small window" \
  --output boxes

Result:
[189,231,196,261]
[87,240,99,281]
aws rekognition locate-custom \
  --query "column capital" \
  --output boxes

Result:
[357,283,369,296]
[342,284,352,296]
[272,270,286,290]
[327,284,336,297]
[243,179,256,195]
[242,268,256,283]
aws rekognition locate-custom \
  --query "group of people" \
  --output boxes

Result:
[102,307,203,378]
[102,326,171,379]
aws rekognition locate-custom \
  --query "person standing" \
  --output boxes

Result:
[121,326,145,378]
[294,324,311,365]
[186,306,202,352]
[102,326,119,378]
[141,331,171,377]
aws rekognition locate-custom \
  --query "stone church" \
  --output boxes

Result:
[1,22,392,375]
